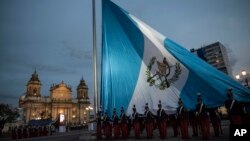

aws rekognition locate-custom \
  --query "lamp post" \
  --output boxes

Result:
[85,106,93,123]
[242,70,247,76]
[86,106,94,131]
[235,74,240,80]
[241,70,249,88]
[235,70,249,88]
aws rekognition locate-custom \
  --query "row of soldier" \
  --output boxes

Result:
[96,88,246,140]
[11,125,52,140]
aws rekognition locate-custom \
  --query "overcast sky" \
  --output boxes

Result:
[0,0,249,106]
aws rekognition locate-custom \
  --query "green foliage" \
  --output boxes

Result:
[0,104,19,123]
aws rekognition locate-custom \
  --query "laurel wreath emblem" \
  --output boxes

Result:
[146,57,182,90]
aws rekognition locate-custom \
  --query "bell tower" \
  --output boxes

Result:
[77,77,88,99]
[26,69,41,97]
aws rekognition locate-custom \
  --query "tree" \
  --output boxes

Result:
[0,104,20,136]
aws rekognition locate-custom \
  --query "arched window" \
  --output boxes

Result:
[33,88,37,95]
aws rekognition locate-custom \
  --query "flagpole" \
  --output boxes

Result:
[92,0,98,118]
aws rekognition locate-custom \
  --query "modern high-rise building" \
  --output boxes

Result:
[190,41,232,77]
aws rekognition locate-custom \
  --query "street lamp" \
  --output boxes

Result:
[235,70,249,88]
[235,74,240,80]
[85,106,93,123]
[242,70,247,76]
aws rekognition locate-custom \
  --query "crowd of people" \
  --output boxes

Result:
[11,125,53,140]
[96,88,247,140]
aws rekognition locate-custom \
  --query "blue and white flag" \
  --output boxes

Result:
[101,0,250,115]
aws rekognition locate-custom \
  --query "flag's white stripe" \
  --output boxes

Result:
[126,14,189,115]
[129,14,189,90]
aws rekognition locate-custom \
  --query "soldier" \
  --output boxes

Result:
[103,110,112,139]
[17,126,23,139]
[96,110,102,139]
[29,126,33,138]
[23,126,28,138]
[144,103,154,139]
[157,100,167,139]
[225,88,244,125]
[38,126,42,136]
[131,105,141,139]
[112,108,120,139]
[120,106,128,139]
[169,114,178,137]
[44,126,48,136]
[209,108,222,137]
[189,110,198,137]
[34,126,38,137]
[176,98,189,139]
[195,93,210,140]
[11,126,17,140]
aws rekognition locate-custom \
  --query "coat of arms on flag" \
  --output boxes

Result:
[146,56,181,90]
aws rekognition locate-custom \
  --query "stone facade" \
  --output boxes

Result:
[19,70,90,124]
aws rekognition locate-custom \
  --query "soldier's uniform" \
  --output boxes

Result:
[195,93,210,140]
[39,126,43,136]
[28,126,33,138]
[144,103,154,139]
[44,126,48,136]
[103,111,112,139]
[169,114,178,137]
[157,100,167,139]
[11,127,17,140]
[210,108,222,136]
[112,108,120,139]
[120,107,128,139]
[17,126,23,139]
[189,110,198,136]
[225,88,244,125]
[34,126,38,137]
[131,105,141,139]
[177,98,189,139]
[23,126,28,138]
[96,111,102,139]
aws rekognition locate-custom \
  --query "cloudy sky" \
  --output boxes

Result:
[0,0,249,106]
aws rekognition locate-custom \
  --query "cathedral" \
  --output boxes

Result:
[19,70,91,124]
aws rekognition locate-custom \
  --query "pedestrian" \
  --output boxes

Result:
[176,98,189,139]
[131,105,141,139]
[144,103,154,139]
[157,100,168,139]
[195,93,210,140]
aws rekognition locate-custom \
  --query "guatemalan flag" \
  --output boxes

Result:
[101,0,250,116]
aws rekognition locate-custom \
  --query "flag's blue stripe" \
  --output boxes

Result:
[101,0,144,115]
[164,39,250,110]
